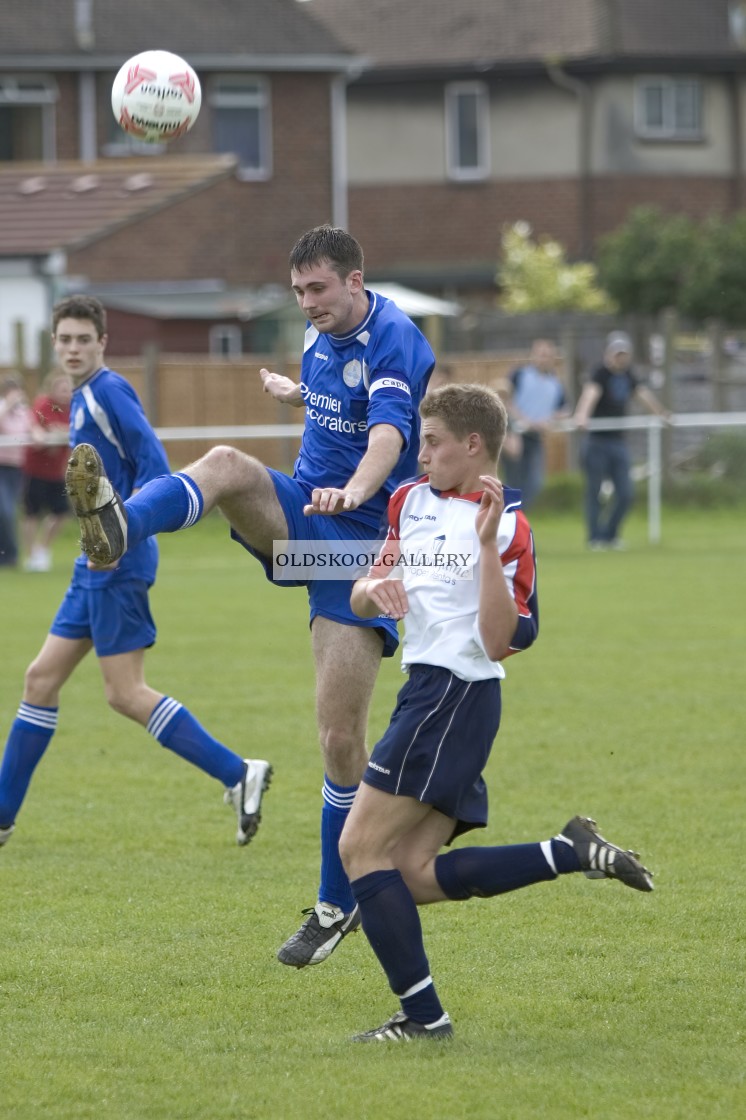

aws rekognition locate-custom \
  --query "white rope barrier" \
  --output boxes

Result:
[2,413,745,544]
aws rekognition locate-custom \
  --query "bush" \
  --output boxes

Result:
[684,430,746,482]
[662,430,746,507]
[597,207,697,316]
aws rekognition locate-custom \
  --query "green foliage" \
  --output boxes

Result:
[529,471,585,512]
[688,429,746,480]
[599,205,746,325]
[498,221,616,313]
[2,513,744,1120]
[662,430,746,506]
[596,206,698,316]
[679,213,746,326]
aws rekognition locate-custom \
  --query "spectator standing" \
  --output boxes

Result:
[0,376,35,569]
[574,332,670,549]
[502,339,569,507]
[22,371,73,572]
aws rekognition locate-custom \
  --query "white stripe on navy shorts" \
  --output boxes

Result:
[363,664,501,839]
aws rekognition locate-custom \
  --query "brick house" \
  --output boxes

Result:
[0,0,357,362]
[306,0,746,294]
[4,0,746,364]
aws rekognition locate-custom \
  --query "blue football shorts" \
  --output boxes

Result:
[363,664,502,840]
[230,468,399,658]
[50,570,156,657]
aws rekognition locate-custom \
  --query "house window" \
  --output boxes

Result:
[635,78,703,140]
[445,81,490,180]
[0,76,57,161]
[209,324,242,357]
[209,76,271,179]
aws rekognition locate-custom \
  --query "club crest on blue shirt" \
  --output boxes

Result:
[343,360,363,387]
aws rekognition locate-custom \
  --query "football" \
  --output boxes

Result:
[111,50,201,143]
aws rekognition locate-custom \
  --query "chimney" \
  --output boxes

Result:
[75,0,95,50]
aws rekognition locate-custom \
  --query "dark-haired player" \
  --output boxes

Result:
[63,228,435,966]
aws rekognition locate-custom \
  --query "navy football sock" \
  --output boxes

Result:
[435,841,560,901]
[0,703,57,825]
[352,869,445,1025]
[125,473,203,549]
[318,776,357,912]
[147,698,244,787]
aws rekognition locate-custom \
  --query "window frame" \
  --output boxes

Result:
[209,324,243,358]
[634,76,704,141]
[445,80,490,182]
[208,74,271,181]
[0,74,57,161]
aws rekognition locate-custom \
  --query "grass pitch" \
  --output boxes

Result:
[1,507,744,1120]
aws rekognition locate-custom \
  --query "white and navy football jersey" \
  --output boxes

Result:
[294,291,434,528]
[373,477,538,681]
[69,366,170,586]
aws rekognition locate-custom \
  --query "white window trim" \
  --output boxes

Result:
[0,74,58,160]
[0,75,58,104]
[209,324,242,358]
[634,76,704,141]
[209,75,272,181]
[445,80,490,181]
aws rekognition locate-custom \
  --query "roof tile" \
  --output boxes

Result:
[0,156,237,255]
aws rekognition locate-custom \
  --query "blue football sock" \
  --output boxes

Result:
[0,703,57,825]
[318,776,357,912]
[352,869,445,1025]
[147,698,244,787]
[125,473,204,549]
[435,841,560,901]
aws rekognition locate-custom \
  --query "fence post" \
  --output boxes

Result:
[661,307,677,482]
[560,321,580,470]
[142,343,159,425]
[647,420,662,544]
[707,319,726,412]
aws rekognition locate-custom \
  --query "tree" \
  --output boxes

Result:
[679,213,746,326]
[498,222,615,313]
[596,206,698,315]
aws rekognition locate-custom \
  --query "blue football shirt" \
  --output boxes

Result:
[294,290,435,528]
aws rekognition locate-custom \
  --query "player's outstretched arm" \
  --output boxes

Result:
[304,423,403,516]
[259,367,305,407]
[351,575,408,621]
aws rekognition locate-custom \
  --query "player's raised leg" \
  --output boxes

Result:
[66,443,286,566]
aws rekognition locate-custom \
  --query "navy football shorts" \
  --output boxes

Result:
[231,467,399,658]
[363,664,502,840]
[51,571,156,657]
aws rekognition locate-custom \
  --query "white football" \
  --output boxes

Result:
[111,50,201,143]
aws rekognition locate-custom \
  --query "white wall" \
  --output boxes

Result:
[0,265,49,366]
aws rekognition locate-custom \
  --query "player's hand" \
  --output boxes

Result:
[475,475,506,544]
[259,368,303,405]
[86,558,119,571]
[303,486,365,515]
[364,577,409,621]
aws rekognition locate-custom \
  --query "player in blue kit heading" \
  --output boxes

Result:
[63,228,435,966]
[0,296,271,853]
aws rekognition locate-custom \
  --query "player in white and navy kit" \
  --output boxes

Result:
[62,230,435,966]
[341,384,654,1042]
[0,296,270,854]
